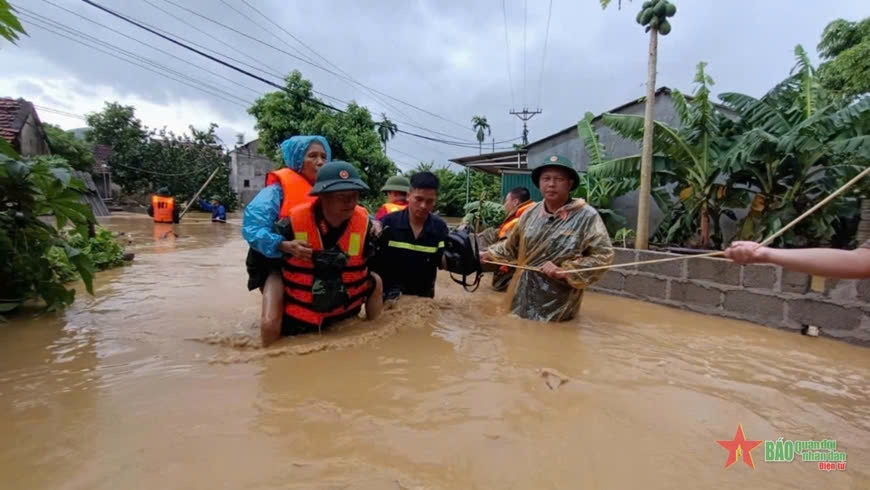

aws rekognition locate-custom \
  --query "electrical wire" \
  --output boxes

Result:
[502,0,516,110]
[18,13,252,110]
[37,0,262,99]
[536,0,553,109]
[156,0,474,134]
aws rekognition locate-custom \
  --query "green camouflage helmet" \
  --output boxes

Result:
[381,175,410,194]
[310,161,370,196]
[531,154,581,191]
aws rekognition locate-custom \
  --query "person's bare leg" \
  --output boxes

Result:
[365,272,384,321]
[260,272,283,346]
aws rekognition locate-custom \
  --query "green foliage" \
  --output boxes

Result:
[0,0,26,45]
[47,227,126,283]
[248,70,399,194]
[85,103,238,211]
[461,201,505,231]
[0,155,97,314]
[403,161,501,217]
[817,17,870,103]
[472,115,491,153]
[719,45,869,247]
[613,227,635,248]
[602,62,747,249]
[44,123,95,172]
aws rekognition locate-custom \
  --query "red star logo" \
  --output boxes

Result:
[717,424,763,469]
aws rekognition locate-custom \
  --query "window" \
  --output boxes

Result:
[243,179,250,188]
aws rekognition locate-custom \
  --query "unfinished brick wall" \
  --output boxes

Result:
[589,248,870,346]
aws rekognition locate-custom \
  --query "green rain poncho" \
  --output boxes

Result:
[486,198,615,322]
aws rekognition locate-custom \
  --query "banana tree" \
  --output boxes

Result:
[593,62,748,249]
[719,45,870,246]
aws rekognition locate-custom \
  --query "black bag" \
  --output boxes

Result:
[443,228,483,292]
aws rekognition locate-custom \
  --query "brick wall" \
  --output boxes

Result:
[589,247,870,346]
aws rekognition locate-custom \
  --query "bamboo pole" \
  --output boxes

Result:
[484,164,870,275]
[179,166,221,219]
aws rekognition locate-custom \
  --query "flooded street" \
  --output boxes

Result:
[2,213,869,489]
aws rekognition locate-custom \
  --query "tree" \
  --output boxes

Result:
[719,45,870,247]
[595,62,747,249]
[377,113,397,152]
[248,70,399,202]
[86,102,238,210]
[44,123,96,172]
[602,0,676,249]
[0,0,25,45]
[817,17,870,103]
[471,115,491,155]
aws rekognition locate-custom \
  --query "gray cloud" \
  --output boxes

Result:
[2,0,867,172]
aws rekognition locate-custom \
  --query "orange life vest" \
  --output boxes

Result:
[152,195,175,223]
[265,168,316,218]
[282,201,371,327]
[497,200,536,239]
[381,201,408,214]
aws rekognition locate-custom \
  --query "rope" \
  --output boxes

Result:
[484,164,870,275]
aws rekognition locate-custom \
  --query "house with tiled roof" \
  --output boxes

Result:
[1,97,109,216]
[0,97,50,156]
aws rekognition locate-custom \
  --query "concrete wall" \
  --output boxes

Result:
[19,114,50,156]
[230,140,275,206]
[590,248,870,346]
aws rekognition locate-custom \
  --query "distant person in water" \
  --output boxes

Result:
[724,240,870,279]
[147,186,180,224]
[199,196,226,223]
[241,135,330,345]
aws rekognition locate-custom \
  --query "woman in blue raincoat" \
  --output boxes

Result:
[241,135,331,345]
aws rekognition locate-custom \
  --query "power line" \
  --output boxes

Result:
[18,13,252,110]
[34,105,87,121]
[523,0,527,107]
[155,0,474,135]
[17,7,253,107]
[37,0,263,99]
[80,0,517,151]
[502,0,516,110]
[233,0,460,143]
[142,0,485,145]
[536,0,554,109]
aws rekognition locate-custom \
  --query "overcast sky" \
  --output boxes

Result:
[2,0,867,171]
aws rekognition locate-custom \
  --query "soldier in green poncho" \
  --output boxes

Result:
[480,155,615,322]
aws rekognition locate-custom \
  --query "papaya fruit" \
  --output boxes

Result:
[655,2,667,16]
[642,0,652,8]
[665,3,676,16]
[636,10,644,24]
[640,9,654,24]
[645,25,651,33]
[650,16,660,29]
[659,19,671,35]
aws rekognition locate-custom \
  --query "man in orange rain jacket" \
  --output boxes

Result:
[147,187,180,224]
[487,187,535,291]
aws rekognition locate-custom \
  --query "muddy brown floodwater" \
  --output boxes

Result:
[2,213,870,489]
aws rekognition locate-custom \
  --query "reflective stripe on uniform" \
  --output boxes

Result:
[387,240,440,254]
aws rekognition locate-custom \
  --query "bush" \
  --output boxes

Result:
[47,227,127,282]
[1,155,97,315]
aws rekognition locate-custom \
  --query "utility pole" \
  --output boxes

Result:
[510,107,542,145]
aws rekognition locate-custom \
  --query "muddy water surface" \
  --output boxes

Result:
[2,213,869,489]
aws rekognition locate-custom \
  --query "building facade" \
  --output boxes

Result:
[229,139,276,206]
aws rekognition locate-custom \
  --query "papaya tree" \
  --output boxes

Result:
[591,62,748,249]
[602,0,676,249]
[719,45,870,247]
